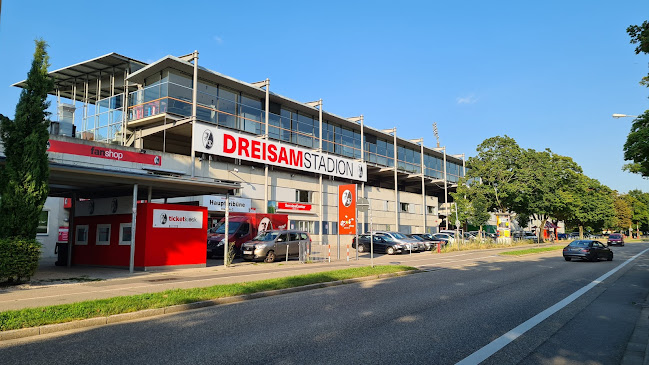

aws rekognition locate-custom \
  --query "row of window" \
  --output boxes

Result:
[289,220,440,237]
[74,223,132,246]
[295,189,437,214]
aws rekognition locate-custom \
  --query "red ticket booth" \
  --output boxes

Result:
[72,202,208,270]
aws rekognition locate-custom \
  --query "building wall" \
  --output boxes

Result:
[37,197,67,259]
[192,158,441,244]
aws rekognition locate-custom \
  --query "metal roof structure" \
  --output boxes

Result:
[12,53,148,101]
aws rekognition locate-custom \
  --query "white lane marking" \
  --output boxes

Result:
[456,247,649,365]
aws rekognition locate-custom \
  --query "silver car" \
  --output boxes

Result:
[241,230,311,263]
[373,231,422,252]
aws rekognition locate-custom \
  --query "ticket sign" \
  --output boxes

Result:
[338,184,357,235]
[153,209,204,229]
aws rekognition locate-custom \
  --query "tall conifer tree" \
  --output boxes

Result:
[0,39,54,238]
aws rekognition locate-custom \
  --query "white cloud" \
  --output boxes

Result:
[213,36,224,44]
[456,94,478,105]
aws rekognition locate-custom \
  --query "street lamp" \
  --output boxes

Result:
[612,114,638,118]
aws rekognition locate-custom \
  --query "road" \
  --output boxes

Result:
[2,242,648,364]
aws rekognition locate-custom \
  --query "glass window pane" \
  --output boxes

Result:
[37,211,48,234]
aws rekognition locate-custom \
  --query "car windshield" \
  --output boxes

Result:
[410,235,424,241]
[380,235,396,242]
[213,221,242,234]
[569,240,590,247]
[610,234,621,238]
[253,232,280,241]
[391,232,407,239]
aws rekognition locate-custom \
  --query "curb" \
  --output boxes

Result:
[0,269,418,342]
[621,297,649,365]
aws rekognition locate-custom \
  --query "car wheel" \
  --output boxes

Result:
[357,244,365,253]
[621,243,625,246]
[564,257,571,261]
[607,255,613,261]
[264,251,276,263]
[386,247,395,255]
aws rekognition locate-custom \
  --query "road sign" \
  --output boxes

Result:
[357,197,369,212]
[455,219,460,228]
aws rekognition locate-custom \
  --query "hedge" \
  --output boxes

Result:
[0,237,41,283]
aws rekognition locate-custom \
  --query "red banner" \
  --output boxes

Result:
[338,184,357,235]
[278,202,312,211]
[47,139,162,166]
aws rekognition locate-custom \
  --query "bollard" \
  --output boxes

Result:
[286,243,289,262]
[346,244,349,262]
[328,244,331,263]
[437,242,441,253]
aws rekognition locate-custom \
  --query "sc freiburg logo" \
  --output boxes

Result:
[202,130,214,150]
[160,213,167,225]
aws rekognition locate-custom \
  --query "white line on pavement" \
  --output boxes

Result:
[456,247,649,365]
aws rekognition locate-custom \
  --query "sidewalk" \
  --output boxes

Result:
[0,243,566,312]
[0,256,371,312]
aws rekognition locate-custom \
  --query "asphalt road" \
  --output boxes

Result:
[2,242,648,365]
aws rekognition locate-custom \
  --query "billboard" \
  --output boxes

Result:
[193,122,367,182]
[338,184,357,235]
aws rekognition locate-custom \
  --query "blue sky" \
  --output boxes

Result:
[0,1,648,193]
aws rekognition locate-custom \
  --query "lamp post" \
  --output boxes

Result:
[612,114,638,118]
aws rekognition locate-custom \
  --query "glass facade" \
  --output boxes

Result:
[78,68,464,181]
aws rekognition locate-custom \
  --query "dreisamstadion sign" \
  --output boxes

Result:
[194,122,367,182]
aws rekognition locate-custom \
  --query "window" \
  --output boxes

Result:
[427,206,436,214]
[294,221,315,233]
[400,203,409,212]
[119,223,132,245]
[75,225,89,245]
[96,224,111,245]
[37,210,49,235]
[238,223,250,237]
[296,189,312,203]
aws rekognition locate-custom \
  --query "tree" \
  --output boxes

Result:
[453,182,491,239]
[463,135,525,214]
[627,20,649,87]
[0,39,54,239]
[628,189,649,231]
[613,194,633,232]
[563,176,616,236]
[624,21,649,176]
[513,149,583,241]
[623,110,649,177]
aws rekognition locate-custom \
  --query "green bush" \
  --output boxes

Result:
[0,238,41,283]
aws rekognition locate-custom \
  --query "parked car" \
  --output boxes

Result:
[373,231,422,252]
[352,234,403,255]
[607,233,625,246]
[562,240,613,262]
[432,232,453,245]
[407,233,445,250]
[241,230,311,263]
[207,213,289,258]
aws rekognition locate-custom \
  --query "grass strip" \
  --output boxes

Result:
[499,246,564,256]
[0,265,416,332]
[438,240,547,253]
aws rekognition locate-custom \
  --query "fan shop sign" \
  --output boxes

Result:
[194,123,367,182]
[47,139,162,165]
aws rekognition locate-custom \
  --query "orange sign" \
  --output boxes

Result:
[338,184,357,235]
